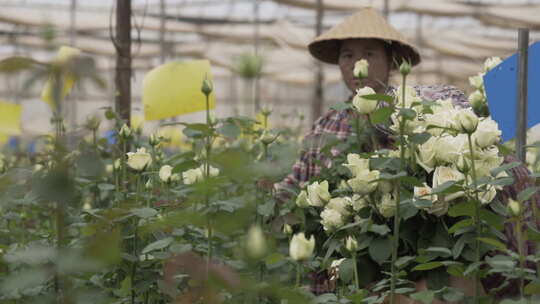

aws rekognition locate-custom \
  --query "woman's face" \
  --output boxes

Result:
[338,39,390,94]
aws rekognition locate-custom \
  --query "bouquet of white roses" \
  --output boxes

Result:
[290,58,517,302]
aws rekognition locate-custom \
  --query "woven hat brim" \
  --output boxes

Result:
[307,8,421,67]
[309,37,421,67]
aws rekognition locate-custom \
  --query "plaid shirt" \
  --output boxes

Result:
[274,84,469,198]
[275,84,539,297]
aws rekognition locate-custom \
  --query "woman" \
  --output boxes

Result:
[274,7,538,301]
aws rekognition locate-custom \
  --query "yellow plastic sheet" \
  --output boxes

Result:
[0,100,22,135]
[143,60,216,121]
[0,133,8,145]
[41,46,81,109]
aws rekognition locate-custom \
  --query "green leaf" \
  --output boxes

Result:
[142,237,173,254]
[409,132,431,145]
[217,121,240,139]
[441,287,464,302]
[409,290,435,304]
[369,224,391,236]
[370,107,393,124]
[448,201,475,217]
[331,102,352,111]
[431,180,457,194]
[524,279,540,295]
[488,177,515,186]
[395,256,416,269]
[361,93,394,103]
[477,237,506,251]
[412,261,443,271]
[517,187,537,202]
[448,219,474,234]
[425,247,452,257]
[399,108,416,120]
[97,183,115,191]
[413,199,433,208]
[265,252,285,267]
[452,235,468,259]
[131,208,158,218]
[379,171,407,180]
[485,255,515,270]
[490,161,521,177]
[338,258,355,283]
[0,56,43,73]
[463,261,483,276]
[368,238,392,264]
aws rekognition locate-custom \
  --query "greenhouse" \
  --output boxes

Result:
[0,0,540,303]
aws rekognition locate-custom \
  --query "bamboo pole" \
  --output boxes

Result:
[312,0,324,123]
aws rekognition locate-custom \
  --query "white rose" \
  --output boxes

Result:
[484,57,502,72]
[414,184,448,216]
[434,134,468,164]
[347,170,379,195]
[320,208,344,231]
[182,167,204,184]
[424,109,458,136]
[159,165,173,182]
[472,117,501,148]
[478,185,497,205]
[296,190,310,208]
[378,193,396,218]
[343,153,370,177]
[469,74,484,89]
[118,123,132,139]
[475,146,504,178]
[208,165,220,177]
[350,194,368,211]
[455,108,479,134]
[508,199,521,216]
[432,166,465,201]
[396,85,422,108]
[468,90,485,109]
[126,147,152,171]
[352,86,377,114]
[378,180,394,194]
[289,232,315,261]
[329,258,347,280]
[327,197,350,216]
[353,59,369,79]
[105,164,113,174]
[246,225,267,259]
[307,180,331,207]
[345,236,359,252]
[416,136,438,173]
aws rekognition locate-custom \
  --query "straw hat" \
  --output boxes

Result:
[308,7,421,67]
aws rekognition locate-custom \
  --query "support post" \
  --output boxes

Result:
[115,0,132,124]
[516,28,529,162]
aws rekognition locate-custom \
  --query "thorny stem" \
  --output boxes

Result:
[353,252,359,290]
[516,215,525,298]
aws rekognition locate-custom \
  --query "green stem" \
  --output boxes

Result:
[353,253,359,290]
[296,262,301,288]
[390,75,407,304]
[131,175,141,304]
[516,216,525,298]
[204,93,214,273]
[467,133,481,304]
[355,115,363,153]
